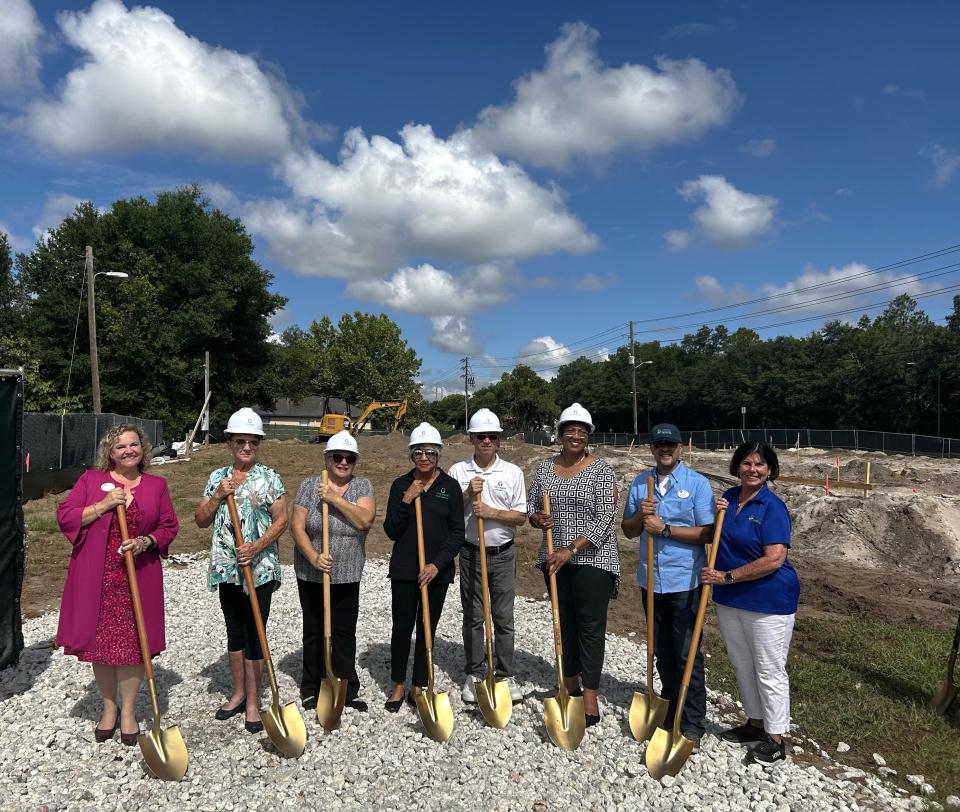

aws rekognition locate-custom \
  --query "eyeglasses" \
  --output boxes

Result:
[233,439,260,448]
[652,441,679,449]
[330,453,357,464]
[411,449,439,459]
[473,433,500,442]
[562,429,589,439]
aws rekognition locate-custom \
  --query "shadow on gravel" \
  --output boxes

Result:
[0,642,54,698]
[70,663,184,720]
[276,648,304,686]
[199,652,234,699]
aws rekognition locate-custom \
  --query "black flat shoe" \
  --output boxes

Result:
[384,698,403,713]
[215,697,246,721]
[585,714,601,728]
[120,730,139,746]
[244,719,264,734]
[301,695,318,711]
[346,698,368,712]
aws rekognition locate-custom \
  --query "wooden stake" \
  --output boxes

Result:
[864,461,871,499]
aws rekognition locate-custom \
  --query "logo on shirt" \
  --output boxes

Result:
[436,487,450,500]
[677,489,690,498]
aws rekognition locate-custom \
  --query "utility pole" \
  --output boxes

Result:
[629,321,638,436]
[461,356,473,429]
[203,350,210,445]
[85,246,101,414]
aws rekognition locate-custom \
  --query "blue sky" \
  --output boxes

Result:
[2,0,959,398]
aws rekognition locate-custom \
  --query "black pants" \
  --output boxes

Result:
[641,586,707,738]
[390,578,449,687]
[218,582,275,660]
[544,564,614,691]
[297,578,361,701]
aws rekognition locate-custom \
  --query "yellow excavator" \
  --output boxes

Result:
[314,400,408,441]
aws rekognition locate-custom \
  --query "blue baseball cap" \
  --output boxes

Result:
[650,423,682,444]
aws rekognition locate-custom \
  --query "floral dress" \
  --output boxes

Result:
[204,463,285,591]
[64,500,143,665]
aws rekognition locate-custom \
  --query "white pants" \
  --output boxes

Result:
[715,604,795,736]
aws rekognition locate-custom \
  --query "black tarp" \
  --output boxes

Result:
[0,370,25,669]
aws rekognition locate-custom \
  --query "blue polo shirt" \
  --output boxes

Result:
[713,484,799,615]
[624,462,715,594]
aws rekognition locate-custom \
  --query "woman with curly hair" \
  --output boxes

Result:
[56,423,179,745]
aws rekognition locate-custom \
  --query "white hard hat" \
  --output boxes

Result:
[468,408,502,434]
[557,402,594,433]
[325,430,359,456]
[408,422,444,447]
[225,407,265,437]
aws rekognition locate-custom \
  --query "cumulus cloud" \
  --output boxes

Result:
[0,0,42,91]
[740,137,776,158]
[690,275,751,305]
[32,192,90,241]
[347,263,508,315]
[24,0,294,156]
[473,22,741,169]
[920,143,960,188]
[575,272,617,291]
[430,316,479,354]
[671,175,777,249]
[0,222,34,253]
[517,335,609,379]
[247,125,596,279]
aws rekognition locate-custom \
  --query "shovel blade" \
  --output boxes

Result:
[645,725,697,779]
[138,724,188,782]
[415,689,454,743]
[543,693,585,751]
[628,690,669,743]
[261,701,307,758]
[931,681,959,716]
[317,675,348,732]
[475,678,513,729]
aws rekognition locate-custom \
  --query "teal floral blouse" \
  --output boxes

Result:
[204,463,285,591]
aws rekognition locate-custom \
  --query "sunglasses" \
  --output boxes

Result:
[411,448,439,459]
[233,439,260,448]
[473,433,500,442]
[652,441,679,449]
[330,453,357,464]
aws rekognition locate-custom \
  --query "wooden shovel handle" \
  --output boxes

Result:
[225,494,273,667]
[321,470,332,640]
[645,476,655,678]
[117,504,155,681]
[475,496,494,640]
[543,494,564,668]
[414,497,434,652]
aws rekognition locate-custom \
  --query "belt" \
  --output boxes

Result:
[466,540,514,555]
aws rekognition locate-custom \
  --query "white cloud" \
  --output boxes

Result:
[920,143,960,188]
[32,192,90,241]
[673,175,777,249]
[884,83,926,102]
[430,316,478,354]
[347,262,508,315]
[575,272,617,291]
[741,137,776,158]
[0,0,42,91]
[0,222,33,253]
[473,21,741,169]
[248,124,596,279]
[24,0,294,157]
[663,228,692,252]
[517,335,609,379]
[690,275,751,304]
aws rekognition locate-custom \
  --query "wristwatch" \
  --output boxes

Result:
[566,541,578,556]
[724,570,735,583]
[661,524,672,539]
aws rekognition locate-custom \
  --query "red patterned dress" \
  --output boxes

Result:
[64,500,143,666]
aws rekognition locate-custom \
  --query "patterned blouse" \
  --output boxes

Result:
[294,476,373,585]
[204,463,285,591]
[528,456,621,596]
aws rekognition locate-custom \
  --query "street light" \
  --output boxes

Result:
[85,244,129,413]
[630,354,652,435]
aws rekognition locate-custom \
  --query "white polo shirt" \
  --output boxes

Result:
[448,454,527,548]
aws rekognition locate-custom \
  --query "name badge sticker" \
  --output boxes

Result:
[676,489,690,498]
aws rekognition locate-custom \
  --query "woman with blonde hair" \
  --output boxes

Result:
[56,423,179,745]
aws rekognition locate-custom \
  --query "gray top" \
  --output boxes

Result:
[294,476,373,584]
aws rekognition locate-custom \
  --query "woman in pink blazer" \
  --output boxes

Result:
[56,423,178,745]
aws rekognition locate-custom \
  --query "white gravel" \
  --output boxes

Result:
[0,558,929,811]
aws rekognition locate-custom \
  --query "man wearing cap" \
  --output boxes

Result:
[621,423,715,743]
[449,409,527,704]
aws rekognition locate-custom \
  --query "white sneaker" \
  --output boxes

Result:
[462,677,477,703]
[507,680,523,702]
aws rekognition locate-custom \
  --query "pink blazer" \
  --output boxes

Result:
[55,469,179,656]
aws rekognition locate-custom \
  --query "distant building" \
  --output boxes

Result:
[259,397,361,432]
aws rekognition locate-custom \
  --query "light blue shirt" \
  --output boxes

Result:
[623,461,715,593]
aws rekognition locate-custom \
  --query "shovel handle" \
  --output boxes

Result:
[543,494,565,689]
[225,494,278,695]
[475,497,495,641]
[645,477,656,679]
[951,612,960,655]
[413,497,435,652]
[321,471,333,641]
[117,503,156,682]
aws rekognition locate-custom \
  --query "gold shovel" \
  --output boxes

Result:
[645,509,726,779]
[225,494,306,758]
[117,504,188,781]
[629,476,669,742]
[542,493,586,751]
[316,471,348,731]
[472,502,512,728]
[931,612,960,715]
[413,497,454,742]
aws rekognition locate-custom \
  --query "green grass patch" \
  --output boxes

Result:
[705,615,960,799]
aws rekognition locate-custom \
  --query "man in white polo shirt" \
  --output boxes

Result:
[449,409,527,703]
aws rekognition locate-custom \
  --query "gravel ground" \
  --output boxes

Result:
[0,558,929,812]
